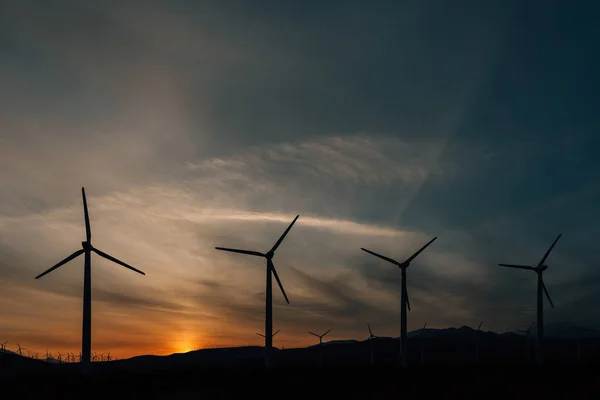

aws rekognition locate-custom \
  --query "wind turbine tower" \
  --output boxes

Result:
[361,236,437,368]
[215,215,299,369]
[499,234,561,365]
[35,187,146,373]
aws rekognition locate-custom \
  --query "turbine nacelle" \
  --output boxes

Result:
[537,265,548,271]
[82,241,92,251]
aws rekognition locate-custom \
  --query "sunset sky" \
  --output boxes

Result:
[1,1,599,359]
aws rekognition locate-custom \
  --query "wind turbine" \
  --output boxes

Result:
[215,215,299,369]
[309,329,332,345]
[361,236,438,368]
[420,322,427,366]
[499,233,561,365]
[0,341,7,352]
[34,187,146,373]
[366,324,377,366]
[16,343,25,356]
[517,322,535,364]
[309,329,332,368]
[257,329,280,339]
[573,324,583,363]
[475,321,483,364]
[257,329,280,351]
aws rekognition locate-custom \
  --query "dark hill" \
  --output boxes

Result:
[2,325,600,398]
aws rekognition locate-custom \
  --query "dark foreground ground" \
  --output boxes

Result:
[3,329,600,398]
[1,363,599,399]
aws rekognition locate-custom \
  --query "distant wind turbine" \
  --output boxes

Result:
[420,322,427,366]
[573,324,583,363]
[215,215,299,369]
[0,341,7,352]
[361,236,438,368]
[366,324,377,366]
[16,343,25,356]
[257,330,280,340]
[309,329,332,368]
[517,322,535,364]
[499,233,561,365]
[35,187,146,373]
[475,321,483,364]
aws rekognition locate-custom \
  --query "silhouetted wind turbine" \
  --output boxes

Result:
[215,215,298,369]
[35,187,145,373]
[420,322,427,366]
[257,330,280,339]
[309,329,332,368]
[309,329,332,345]
[573,324,583,363]
[475,321,483,364]
[517,322,535,364]
[0,341,7,352]
[366,324,377,366]
[499,233,561,365]
[16,343,25,356]
[361,236,437,368]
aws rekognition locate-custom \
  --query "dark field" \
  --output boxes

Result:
[2,329,600,399]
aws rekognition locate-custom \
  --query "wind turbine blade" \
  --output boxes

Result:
[498,263,535,270]
[477,321,483,331]
[215,247,264,257]
[256,333,265,338]
[309,331,319,338]
[269,259,289,304]
[273,330,280,337]
[269,215,299,254]
[406,288,411,311]
[537,233,562,267]
[405,236,438,263]
[360,248,399,265]
[423,322,427,330]
[323,329,332,337]
[92,248,145,275]
[367,324,373,336]
[542,280,555,308]
[35,249,85,279]
[82,187,91,242]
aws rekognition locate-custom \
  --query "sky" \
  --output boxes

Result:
[0,0,599,359]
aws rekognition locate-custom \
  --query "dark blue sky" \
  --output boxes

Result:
[0,0,599,355]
